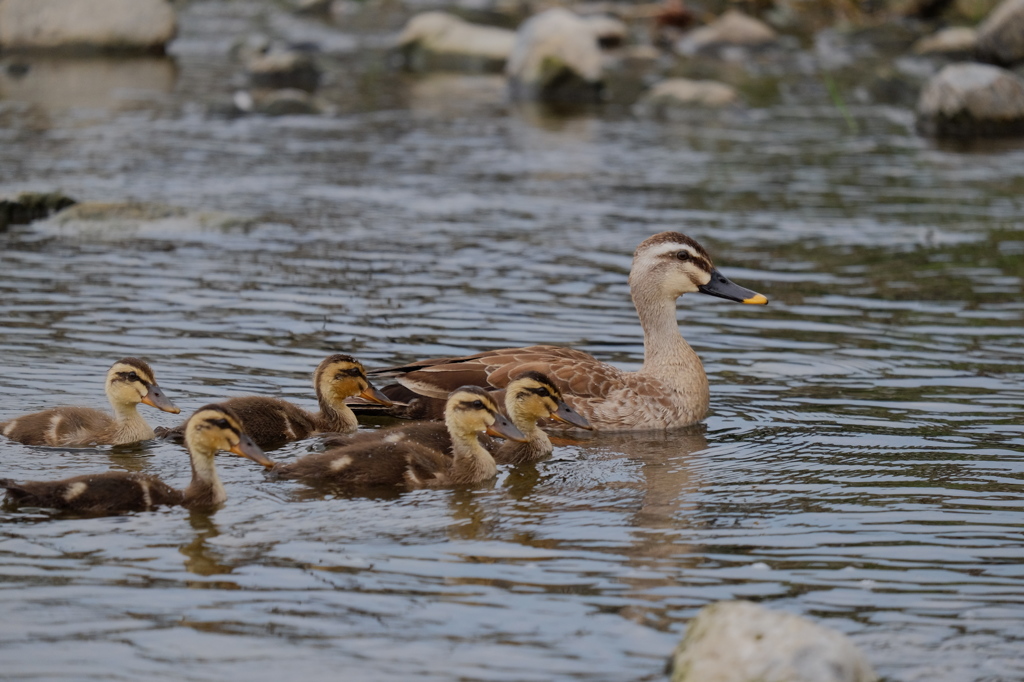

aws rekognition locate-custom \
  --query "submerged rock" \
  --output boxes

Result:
[0,191,76,230]
[637,78,740,113]
[976,0,1024,65]
[246,50,320,91]
[33,202,252,239]
[395,12,517,73]
[0,0,176,54]
[669,601,877,682]
[506,8,603,103]
[912,26,978,56]
[676,9,777,56]
[917,62,1024,136]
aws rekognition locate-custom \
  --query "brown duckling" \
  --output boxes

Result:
[156,354,392,449]
[325,371,591,466]
[0,357,180,447]
[274,386,526,490]
[0,404,273,514]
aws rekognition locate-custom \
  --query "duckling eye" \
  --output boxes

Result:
[211,418,231,429]
[536,387,550,398]
[127,372,140,382]
[676,251,691,262]
[471,400,484,409]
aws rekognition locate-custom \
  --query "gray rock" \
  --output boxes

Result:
[0,0,176,54]
[676,10,777,56]
[917,62,1024,136]
[0,191,76,230]
[506,8,603,103]
[395,12,516,73]
[33,202,252,239]
[638,78,740,112]
[669,601,877,682]
[246,50,320,91]
[912,27,978,56]
[976,0,1024,65]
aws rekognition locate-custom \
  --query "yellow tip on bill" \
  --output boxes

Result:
[743,294,769,305]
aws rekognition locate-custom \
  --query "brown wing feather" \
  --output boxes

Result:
[273,438,451,490]
[372,345,627,414]
[156,396,318,449]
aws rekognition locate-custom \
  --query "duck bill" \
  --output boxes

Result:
[550,401,593,430]
[485,413,528,443]
[698,268,768,305]
[359,383,394,407]
[141,383,181,414]
[230,435,274,469]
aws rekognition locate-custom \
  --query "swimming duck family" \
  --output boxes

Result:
[0,232,767,510]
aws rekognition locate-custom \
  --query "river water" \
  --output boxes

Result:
[1,2,1023,681]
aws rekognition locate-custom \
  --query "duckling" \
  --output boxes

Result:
[364,232,769,431]
[0,357,180,447]
[325,371,591,465]
[0,404,273,514]
[155,354,392,449]
[274,386,526,490]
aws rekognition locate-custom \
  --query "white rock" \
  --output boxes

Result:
[669,601,877,682]
[640,78,740,109]
[912,27,978,55]
[677,9,776,55]
[0,0,176,53]
[916,62,1024,136]
[976,0,1024,65]
[396,12,517,73]
[506,8,603,102]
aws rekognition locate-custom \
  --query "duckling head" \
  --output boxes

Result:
[506,371,592,430]
[629,232,767,305]
[314,354,393,408]
[184,404,274,469]
[445,386,527,443]
[105,357,180,414]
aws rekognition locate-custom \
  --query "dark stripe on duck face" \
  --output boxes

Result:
[203,417,242,438]
[115,357,156,380]
[115,370,150,386]
[333,366,365,381]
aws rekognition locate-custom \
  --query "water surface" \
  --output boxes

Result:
[1,2,1024,680]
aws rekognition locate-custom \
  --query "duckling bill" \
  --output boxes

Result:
[0,404,272,515]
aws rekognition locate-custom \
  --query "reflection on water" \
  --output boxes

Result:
[1,2,1024,681]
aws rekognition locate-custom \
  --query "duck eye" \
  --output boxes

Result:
[536,388,550,397]
[676,251,690,262]
[128,372,141,382]
[471,400,484,409]
[212,419,231,429]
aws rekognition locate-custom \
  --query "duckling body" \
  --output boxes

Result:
[156,355,391,449]
[325,371,591,465]
[365,233,768,431]
[275,387,525,490]
[0,404,272,514]
[0,358,180,447]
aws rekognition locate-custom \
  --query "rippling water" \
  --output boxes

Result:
[2,2,1024,681]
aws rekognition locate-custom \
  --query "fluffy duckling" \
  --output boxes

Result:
[0,357,180,447]
[325,371,591,465]
[0,404,273,514]
[274,386,526,490]
[156,354,392,449]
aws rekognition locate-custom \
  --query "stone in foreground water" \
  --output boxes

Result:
[916,62,1024,137]
[669,601,877,682]
[0,0,176,53]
